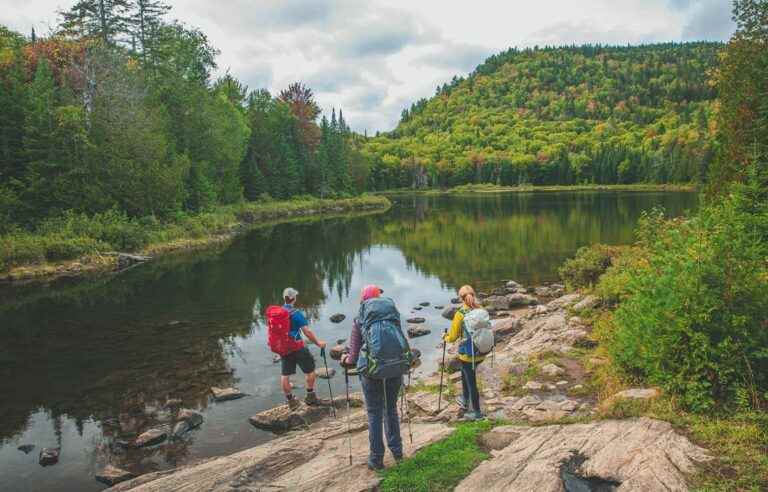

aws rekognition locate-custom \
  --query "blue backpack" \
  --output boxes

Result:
[357,297,412,379]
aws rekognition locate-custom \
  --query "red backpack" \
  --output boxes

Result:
[266,305,304,356]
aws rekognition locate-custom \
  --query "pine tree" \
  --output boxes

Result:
[127,0,170,63]
[60,0,131,44]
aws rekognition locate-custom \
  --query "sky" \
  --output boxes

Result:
[1,0,735,133]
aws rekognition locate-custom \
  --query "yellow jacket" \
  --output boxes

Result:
[444,304,485,363]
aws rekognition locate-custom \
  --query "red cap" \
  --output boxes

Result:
[361,285,383,301]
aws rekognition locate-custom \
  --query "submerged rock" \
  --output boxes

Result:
[412,306,423,311]
[210,387,245,402]
[450,297,461,304]
[329,313,346,323]
[133,427,169,447]
[172,409,203,438]
[406,317,426,324]
[434,305,444,309]
[456,418,711,492]
[407,325,431,338]
[95,465,135,486]
[39,447,60,466]
[17,444,35,454]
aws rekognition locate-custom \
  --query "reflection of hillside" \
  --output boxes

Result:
[0,216,374,448]
[375,193,697,288]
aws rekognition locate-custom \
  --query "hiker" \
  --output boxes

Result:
[341,285,412,470]
[444,285,487,420]
[266,287,327,410]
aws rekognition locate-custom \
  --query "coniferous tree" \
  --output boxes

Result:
[60,0,132,44]
[127,0,170,63]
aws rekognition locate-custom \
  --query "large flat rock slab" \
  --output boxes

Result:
[108,413,453,492]
[249,393,364,433]
[456,418,710,492]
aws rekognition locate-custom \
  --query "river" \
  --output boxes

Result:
[0,191,697,491]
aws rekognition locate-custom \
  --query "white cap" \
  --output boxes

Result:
[283,287,299,299]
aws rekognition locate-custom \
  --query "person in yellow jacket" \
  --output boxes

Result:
[443,285,485,420]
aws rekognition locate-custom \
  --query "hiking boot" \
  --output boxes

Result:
[462,411,485,421]
[367,459,384,471]
[287,397,300,411]
[304,391,320,406]
[393,453,403,463]
[455,396,467,410]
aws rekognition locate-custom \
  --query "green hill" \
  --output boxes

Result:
[364,42,722,189]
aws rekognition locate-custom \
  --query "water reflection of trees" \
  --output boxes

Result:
[375,192,697,289]
[0,215,375,464]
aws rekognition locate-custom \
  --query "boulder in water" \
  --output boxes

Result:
[172,409,204,437]
[133,427,169,447]
[412,306,423,311]
[406,317,426,324]
[407,326,431,338]
[95,465,135,486]
[211,387,245,402]
[419,302,430,307]
[329,313,346,323]
[39,448,59,466]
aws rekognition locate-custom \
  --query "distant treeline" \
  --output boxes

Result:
[0,0,371,234]
[365,42,722,189]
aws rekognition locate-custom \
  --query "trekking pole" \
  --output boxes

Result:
[437,328,447,412]
[320,347,337,419]
[344,365,353,465]
[405,370,413,444]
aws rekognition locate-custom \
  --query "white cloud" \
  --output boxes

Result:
[0,0,736,133]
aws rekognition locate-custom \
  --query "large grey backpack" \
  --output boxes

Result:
[357,297,412,379]
[463,308,494,356]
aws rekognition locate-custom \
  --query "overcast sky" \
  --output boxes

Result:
[2,0,735,133]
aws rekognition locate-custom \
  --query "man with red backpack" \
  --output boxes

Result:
[267,287,327,410]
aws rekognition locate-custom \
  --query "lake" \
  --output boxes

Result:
[0,191,697,491]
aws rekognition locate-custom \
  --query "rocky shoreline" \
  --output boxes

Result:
[103,281,712,491]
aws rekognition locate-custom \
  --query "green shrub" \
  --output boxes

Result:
[44,237,108,261]
[1,234,46,266]
[606,196,768,412]
[594,246,646,305]
[559,244,622,289]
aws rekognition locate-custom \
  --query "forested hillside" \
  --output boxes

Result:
[364,43,722,189]
[0,0,369,235]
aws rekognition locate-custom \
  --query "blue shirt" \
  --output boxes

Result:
[284,304,308,340]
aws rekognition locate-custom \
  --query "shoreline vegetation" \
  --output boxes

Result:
[379,183,698,195]
[0,195,390,283]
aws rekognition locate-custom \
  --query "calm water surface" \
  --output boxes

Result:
[0,191,697,491]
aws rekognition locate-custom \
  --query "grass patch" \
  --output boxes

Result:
[379,420,493,492]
